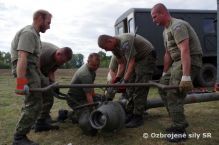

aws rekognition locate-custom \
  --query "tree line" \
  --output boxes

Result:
[0,51,112,69]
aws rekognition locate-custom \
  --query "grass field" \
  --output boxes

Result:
[0,68,219,145]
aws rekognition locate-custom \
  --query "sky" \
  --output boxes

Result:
[0,0,217,60]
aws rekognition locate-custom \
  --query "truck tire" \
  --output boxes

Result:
[196,63,216,87]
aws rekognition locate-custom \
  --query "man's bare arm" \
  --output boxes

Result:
[16,51,28,78]
[178,38,191,76]
[123,57,135,81]
[163,48,172,73]
[116,57,126,78]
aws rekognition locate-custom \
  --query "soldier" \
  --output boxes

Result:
[11,10,52,145]
[151,3,203,142]
[33,42,73,132]
[98,33,156,128]
[66,53,101,122]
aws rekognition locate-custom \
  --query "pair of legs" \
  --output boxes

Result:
[13,65,42,145]
[159,60,201,142]
[125,54,156,128]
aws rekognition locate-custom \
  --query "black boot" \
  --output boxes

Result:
[165,127,188,142]
[12,134,39,145]
[125,114,143,128]
[57,109,69,123]
[34,119,59,132]
[125,113,133,124]
[166,123,189,132]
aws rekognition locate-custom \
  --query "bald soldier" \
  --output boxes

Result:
[33,42,72,132]
[11,9,52,145]
[98,33,156,128]
[151,3,202,142]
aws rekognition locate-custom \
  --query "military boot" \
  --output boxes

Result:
[165,123,189,132]
[12,135,39,145]
[34,119,59,132]
[125,113,133,124]
[125,114,143,128]
[57,109,68,123]
[165,127,188,142]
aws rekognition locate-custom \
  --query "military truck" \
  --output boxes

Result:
[114,8,217,87]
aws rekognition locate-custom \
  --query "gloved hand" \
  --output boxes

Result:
[117,79,127,93]
[15,78,29,95]
[112,77,121,84]
[179,76,193,92]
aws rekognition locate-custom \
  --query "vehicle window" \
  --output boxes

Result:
[202,19,216,33]
[128,18,134,33]
[117,26,124,34]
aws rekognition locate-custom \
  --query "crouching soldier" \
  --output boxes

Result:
[58,53,101,135]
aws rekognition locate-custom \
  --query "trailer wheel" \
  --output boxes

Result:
[196,63,216,87]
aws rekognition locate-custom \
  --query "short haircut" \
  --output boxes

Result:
[88,53,100,61]
[61,47,73,60]
[152,3,169,14]
[33,9,52,20]
[97,34,113,48]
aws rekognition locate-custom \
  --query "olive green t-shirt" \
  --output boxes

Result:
[163,18,202,67]
[11,25,41,64]
[115,33,154,61]
[68,64,96,101]
[40,42,58,76]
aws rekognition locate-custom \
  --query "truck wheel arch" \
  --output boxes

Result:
[196,63,216,87]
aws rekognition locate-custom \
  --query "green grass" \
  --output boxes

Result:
[0,69,219,145]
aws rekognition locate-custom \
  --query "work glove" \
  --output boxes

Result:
[117,79,127,93]
[214,83,219,92]
[105,87,116,100]
[15,78,29,95]
[112,77,121,84]
[179,76,193,93]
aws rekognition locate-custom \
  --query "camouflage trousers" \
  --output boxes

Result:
[159,60,201,129]
[126,54,156,115]
[38,75,54,120]
[13,64,43,136]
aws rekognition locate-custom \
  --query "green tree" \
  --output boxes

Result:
[0,51,11,69]
[98,51,111,68]
[63,53,84,68]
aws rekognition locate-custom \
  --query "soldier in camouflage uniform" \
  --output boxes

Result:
[151,3,203,142]
[11,10,52,145]
[67,53,100,121]
[98,33,156,128]
[33,42,72,132]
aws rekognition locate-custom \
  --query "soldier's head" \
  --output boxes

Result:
[98,35,118,51]
[87,53,100,71]
[54,47,73,65]
[33,9,52,33]
[151,3,171,27]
